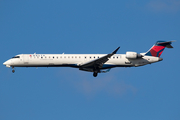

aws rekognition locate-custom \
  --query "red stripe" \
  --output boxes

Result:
[150,46,165,57]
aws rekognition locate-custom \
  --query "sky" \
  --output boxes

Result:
[0,0,180,120]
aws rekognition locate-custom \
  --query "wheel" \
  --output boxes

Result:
[93,72,98,77]
[12,69,15,73]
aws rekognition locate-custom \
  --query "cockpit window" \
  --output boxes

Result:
[12,56,20,59]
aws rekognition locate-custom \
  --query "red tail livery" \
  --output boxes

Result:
[145,41,174,57]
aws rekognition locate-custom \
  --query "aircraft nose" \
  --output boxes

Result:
[3,61,7,65]
[3,60,10,65]
[3,60,11,67]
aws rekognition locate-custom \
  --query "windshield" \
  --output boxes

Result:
[12,56,20,59]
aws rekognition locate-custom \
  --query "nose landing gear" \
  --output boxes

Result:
[12,67,15,73]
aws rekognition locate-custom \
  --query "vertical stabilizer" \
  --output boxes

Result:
[145,41,174,57]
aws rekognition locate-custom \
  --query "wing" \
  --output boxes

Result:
[80,47,120,71]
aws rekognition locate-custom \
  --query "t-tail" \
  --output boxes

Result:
[145,41,175,57]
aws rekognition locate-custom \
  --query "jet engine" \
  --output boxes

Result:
[126,52,142,59]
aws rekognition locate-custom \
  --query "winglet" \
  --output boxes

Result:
[112,47,120,54]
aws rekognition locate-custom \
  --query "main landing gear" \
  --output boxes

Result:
[93,72,98,77]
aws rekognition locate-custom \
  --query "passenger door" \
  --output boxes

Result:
[23,55,29,64]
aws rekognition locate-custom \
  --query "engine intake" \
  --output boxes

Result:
[126,52,142,59]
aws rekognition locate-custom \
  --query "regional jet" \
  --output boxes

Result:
[3,41,174,77]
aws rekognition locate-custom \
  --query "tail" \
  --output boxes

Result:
[145,41,175,57]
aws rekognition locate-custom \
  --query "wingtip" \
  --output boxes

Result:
[112,47,120,54]
[170,40,176,42]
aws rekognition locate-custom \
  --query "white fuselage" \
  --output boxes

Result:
[3,40,173,77]
[3,53,162,69]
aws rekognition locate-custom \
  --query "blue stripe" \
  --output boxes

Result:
[145,51,152,56]
[102,64,116,68]
[156,48,165,57]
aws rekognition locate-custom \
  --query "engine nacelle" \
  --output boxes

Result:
[126,52,142,59]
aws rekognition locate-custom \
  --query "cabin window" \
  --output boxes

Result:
[79,56,81,58]
[85,57,86,59]
[90,57,91,59]
[94,57,95,58]
[53,56,54,59]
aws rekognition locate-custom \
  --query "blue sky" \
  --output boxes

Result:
[0,0,180,120]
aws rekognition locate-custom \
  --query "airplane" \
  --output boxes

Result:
[3,41,174,77]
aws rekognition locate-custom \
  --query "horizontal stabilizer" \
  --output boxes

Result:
[100,69,111,73]
[166,44,173,48]
[157,40,175,48]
